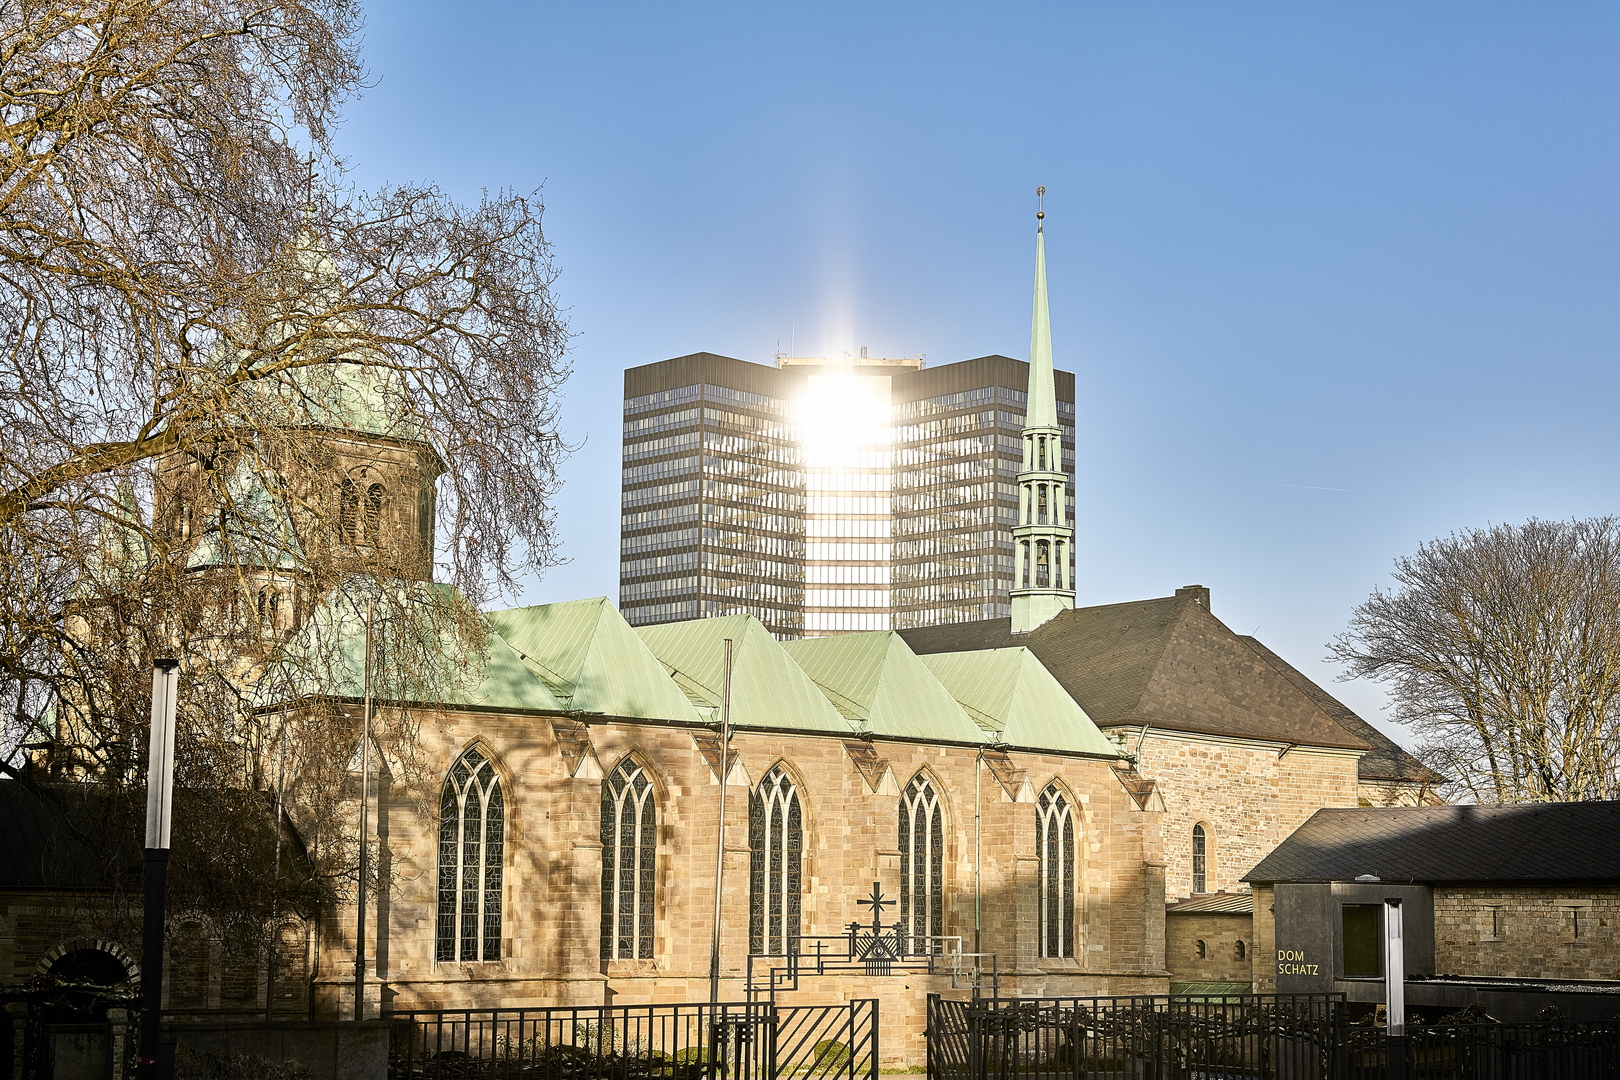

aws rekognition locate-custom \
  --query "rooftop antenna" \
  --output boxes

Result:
[1037,184,1045,228]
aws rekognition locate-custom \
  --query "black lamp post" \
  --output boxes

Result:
[1384,897,1406,1080]
[140,658,180,1080]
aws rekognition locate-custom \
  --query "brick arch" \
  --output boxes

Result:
[36,937,140,982]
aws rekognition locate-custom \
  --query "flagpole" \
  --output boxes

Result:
[708,638,734,1005]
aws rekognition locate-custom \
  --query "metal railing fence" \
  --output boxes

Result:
[1342,1020,1620,1080]
[928,993,1346,1080]
[389,999,878,1080]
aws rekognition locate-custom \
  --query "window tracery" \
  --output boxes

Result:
[600,757,657,960]
[436,747,504,962]
[1192,823,1208,894]
[899,772,944,953]
[1037,781,1075,958]
[749,764,802,956]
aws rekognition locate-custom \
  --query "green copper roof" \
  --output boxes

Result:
[780,632,985,744]
[486,597,703,723]
[270,584,569,713]
[920,648,1120,758]
[1026,224,1058,430]
[636,615,854,733]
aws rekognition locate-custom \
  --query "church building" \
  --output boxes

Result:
[3,205,1436,1068]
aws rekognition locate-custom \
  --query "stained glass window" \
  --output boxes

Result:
[1192,824,1207,894]
[1037,781,1075,958]
[749,764,803,955]
[600,758,658,960]
[899,772,944,954]
[436,747,503,962]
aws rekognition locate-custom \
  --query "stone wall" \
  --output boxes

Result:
[1165,912,1252,984]
[0,890,311,1015]
[1434,886,1620,982]
[1250,885,1277,993]
[1132,731,1359,901]
[313,711,1170,1062]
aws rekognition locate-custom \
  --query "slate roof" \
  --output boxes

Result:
[1237,636,1440,785]
[0,782,134,890]
[1243,802,1620,885]
[1166,892,1254,915]
[899,595,1372,751]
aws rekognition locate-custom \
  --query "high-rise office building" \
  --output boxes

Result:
[620,243,1075,638]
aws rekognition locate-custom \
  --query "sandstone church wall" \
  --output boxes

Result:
[312,708,1169,1061]
[1133,731,1358,901]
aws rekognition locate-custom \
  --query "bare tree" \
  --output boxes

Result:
[0,0,570,959]
[1331,518,1620,803]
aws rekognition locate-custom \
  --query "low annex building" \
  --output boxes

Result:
[1244,802,1620,1021]
[311,598,1167,1061]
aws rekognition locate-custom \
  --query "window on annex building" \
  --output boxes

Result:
[1341,904,1382,978]
[1191,824,1208,894]
[749,765,803,956]
[600,758,657,960]
[436,747,504,962]
[1037,781,1075,958]
[899,772,944,954]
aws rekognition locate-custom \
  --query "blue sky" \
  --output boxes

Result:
[339,4,1620,745]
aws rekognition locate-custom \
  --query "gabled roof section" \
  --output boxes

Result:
[1243,802,1620,885]
[920,648,1119,758]
[635,615,853,733]
[1238,636,1441,785]
[780,632,984,744]
[899,595,1372,751]
[269,584,568,713]
[486,598,702,723]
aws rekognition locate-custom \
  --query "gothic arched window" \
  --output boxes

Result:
[436,747,504,962]
[749,764,803,956]
[1037,781,1075,958]
[365,482,385,543]
[899,772,944,954]
[338,478,359,544]
[600,758,657,960]
[1192,823,1208,894]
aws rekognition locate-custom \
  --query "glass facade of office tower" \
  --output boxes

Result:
[621,352,1074,638]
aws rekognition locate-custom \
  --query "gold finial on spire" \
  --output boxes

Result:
[1036,184,1045,222]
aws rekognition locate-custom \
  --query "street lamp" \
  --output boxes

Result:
[141,658,180,1080]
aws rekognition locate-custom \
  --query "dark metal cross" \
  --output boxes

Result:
[856,880,893,936]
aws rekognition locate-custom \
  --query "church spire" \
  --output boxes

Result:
[1027,187,1057,429]
[1010,186,1076,634]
